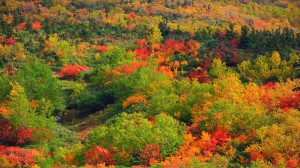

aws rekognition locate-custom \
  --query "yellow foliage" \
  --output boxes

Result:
[201,131,211,141]
[148,26,163,44]
[270,51,281,68]
[213,74,244,103]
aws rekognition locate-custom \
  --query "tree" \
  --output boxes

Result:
[15,60,65,111]
[148,26,163,44]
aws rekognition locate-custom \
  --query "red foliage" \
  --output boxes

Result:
[229,39,239,63]
[156,39,188,58]
[278,91,300,110]
[164,39,187,53]
[201,59,213,68]
[214,41,226,59]
[17,22,26,31]
[148,116,155,125]
[0,145,38,167]
[32,21,42,30]
[17,129,33,144]
[0,119,33,145]
[0,37,5,43]
[201,129,231,153]
[139,144,162,166]
[188,69,209,83]
[6,37,17,46]
[59,64,89,78]
[84,144,116,165]
[136,39,147,46]
[135,46,151,59]
[262,82,277,90]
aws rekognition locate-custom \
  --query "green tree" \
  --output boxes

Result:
[0,74,12,100]
[15,60,65,111]
[88,113,185,164]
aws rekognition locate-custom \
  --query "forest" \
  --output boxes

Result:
[0,0,299,167]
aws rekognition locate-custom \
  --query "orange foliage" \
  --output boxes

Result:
[93,45,108,53]
[123,94,146,109]
[187,40,201,57]
[252,20,267,30]
[139,144,162,166]
[162,129,231,166]
[155,66,174,79]
[0,106,9,118]
[112,61,147,76]
[0,146,39,167]
[248,150,265,162]
[32,21,43,30]
[161,133,210,166]
[287,156,300,168]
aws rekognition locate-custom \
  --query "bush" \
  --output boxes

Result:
[15,60,65,111]
[88,113,185,165]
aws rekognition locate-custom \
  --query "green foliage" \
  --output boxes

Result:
[198,101,271,134]
[52,143,85,166]
[8,82,33,127]
[0,74,11,100]
[99,46,129,67]
[210,59,228,78]
[88,113,185,164]
[15,60,65,111]
[237,53,299,83]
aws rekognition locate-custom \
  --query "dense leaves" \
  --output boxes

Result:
[0,0,299,167]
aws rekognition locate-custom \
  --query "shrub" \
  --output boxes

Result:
[88,113,185,164]
[84,144,116,166]
[15,60,65,111]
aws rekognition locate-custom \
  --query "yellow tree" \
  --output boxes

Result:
[148,26,163,44]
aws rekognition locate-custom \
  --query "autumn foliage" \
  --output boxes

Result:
[32,21,43,30]
[0,119,33,146]
[84,144,116,166]
[59,64,89,78]
[0,146,39,168]
[0,0,299,167]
